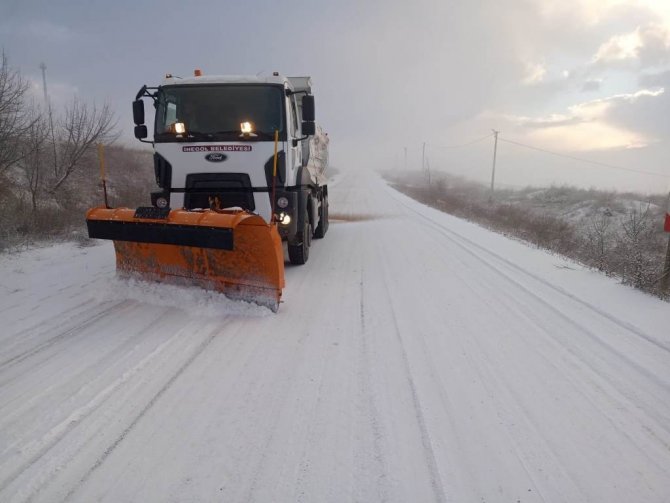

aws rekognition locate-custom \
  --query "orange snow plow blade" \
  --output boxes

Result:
[86,207,285,311]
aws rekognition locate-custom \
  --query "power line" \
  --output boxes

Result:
[498,136,670,179]
[490,130,499,195]
[427,133,494,150]
[39,62,48,105]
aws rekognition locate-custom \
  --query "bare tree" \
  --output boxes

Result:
[16,110,49,212]
[49,98,117,192]
[585,212,612,272]
[617,203,657,288]
[0,52,39,174]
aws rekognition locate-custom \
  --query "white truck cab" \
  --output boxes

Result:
[132,71,329,264]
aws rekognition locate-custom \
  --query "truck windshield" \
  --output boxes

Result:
[155,84,284,141]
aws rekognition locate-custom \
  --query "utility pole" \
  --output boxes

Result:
[422,142,427,184]
[422,142,426,171]
[39,62,48,105]
[490,129,499,196]
[41,62,57,169]
[426,158,431,185]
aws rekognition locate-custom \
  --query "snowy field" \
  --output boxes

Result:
[1,169,669,502]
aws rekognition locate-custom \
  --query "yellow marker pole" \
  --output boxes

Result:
[97,143,110,208]
[270,129,279,223]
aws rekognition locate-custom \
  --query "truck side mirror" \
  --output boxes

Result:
[302,95,315,122]
[134,125,148,139]
[133,99,145,125]
[301,121,315,136]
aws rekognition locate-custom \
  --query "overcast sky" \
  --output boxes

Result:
[2,0,669,193]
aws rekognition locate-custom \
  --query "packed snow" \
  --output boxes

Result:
[1,169,669,502]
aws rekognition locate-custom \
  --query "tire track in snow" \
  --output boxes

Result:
[482,278,670,456]
[373,234,555,501]
[435,282,586,500]
[355,268,389,502]
[0,298,98,347]
[387,188,670,394]
[0,297,76,321]
[0,273,108,322]
[0,307,181,435]
[292,342,336,503]
[401,192,670,438]
[61,323,223,502]
[454,284,668,497]
[386,185,670,462]
[240,327,319,502]
[386,185,669,355]
[380,185,667,499]
[436,219,670,393]
[0,300,132,376]
[0,249,111,326]
[377,266,447,503]
[0,320,225,500]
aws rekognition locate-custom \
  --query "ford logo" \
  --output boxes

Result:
[205,153,227,162]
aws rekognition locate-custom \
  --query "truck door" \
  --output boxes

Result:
[289,95,302,175]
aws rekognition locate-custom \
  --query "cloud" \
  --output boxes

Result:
[26,20,74,42]
[521,62,547,85]
[532,0,670,27]
[593,30,642,62]
[639,69,670,87]
[568,88,663,116]
[527,121,648,151]
[515,114,584,129]
[0,19,75,43]
[591,23,670,69]
[503,88,665,151]
[581,78,603,91]
[606,77,670,137]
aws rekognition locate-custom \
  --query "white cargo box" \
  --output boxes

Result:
[288,76,312,94]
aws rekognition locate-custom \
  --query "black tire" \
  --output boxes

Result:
[288,210,312,265]
[313,194,328,239]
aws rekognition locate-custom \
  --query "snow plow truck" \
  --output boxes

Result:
[86,71,329,312]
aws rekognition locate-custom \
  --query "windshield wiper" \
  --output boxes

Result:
[211,130,272,140]
[212,130,245,135]
[186,131,213,139]
[254,131,278,140]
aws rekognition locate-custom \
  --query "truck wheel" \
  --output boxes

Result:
[313,194,328,239]
[288,211,312,265]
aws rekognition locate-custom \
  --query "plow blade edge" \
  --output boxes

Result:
[86,207,285,311]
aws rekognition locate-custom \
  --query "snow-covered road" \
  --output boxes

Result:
[1,169,669,502]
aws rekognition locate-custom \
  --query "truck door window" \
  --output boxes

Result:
[155,95,178,134]
[165,102,177,127]
[290,96,299,135]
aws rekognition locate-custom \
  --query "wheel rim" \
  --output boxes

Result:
[307,223,312,247]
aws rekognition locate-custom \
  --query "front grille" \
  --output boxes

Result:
[184,173,255,211]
